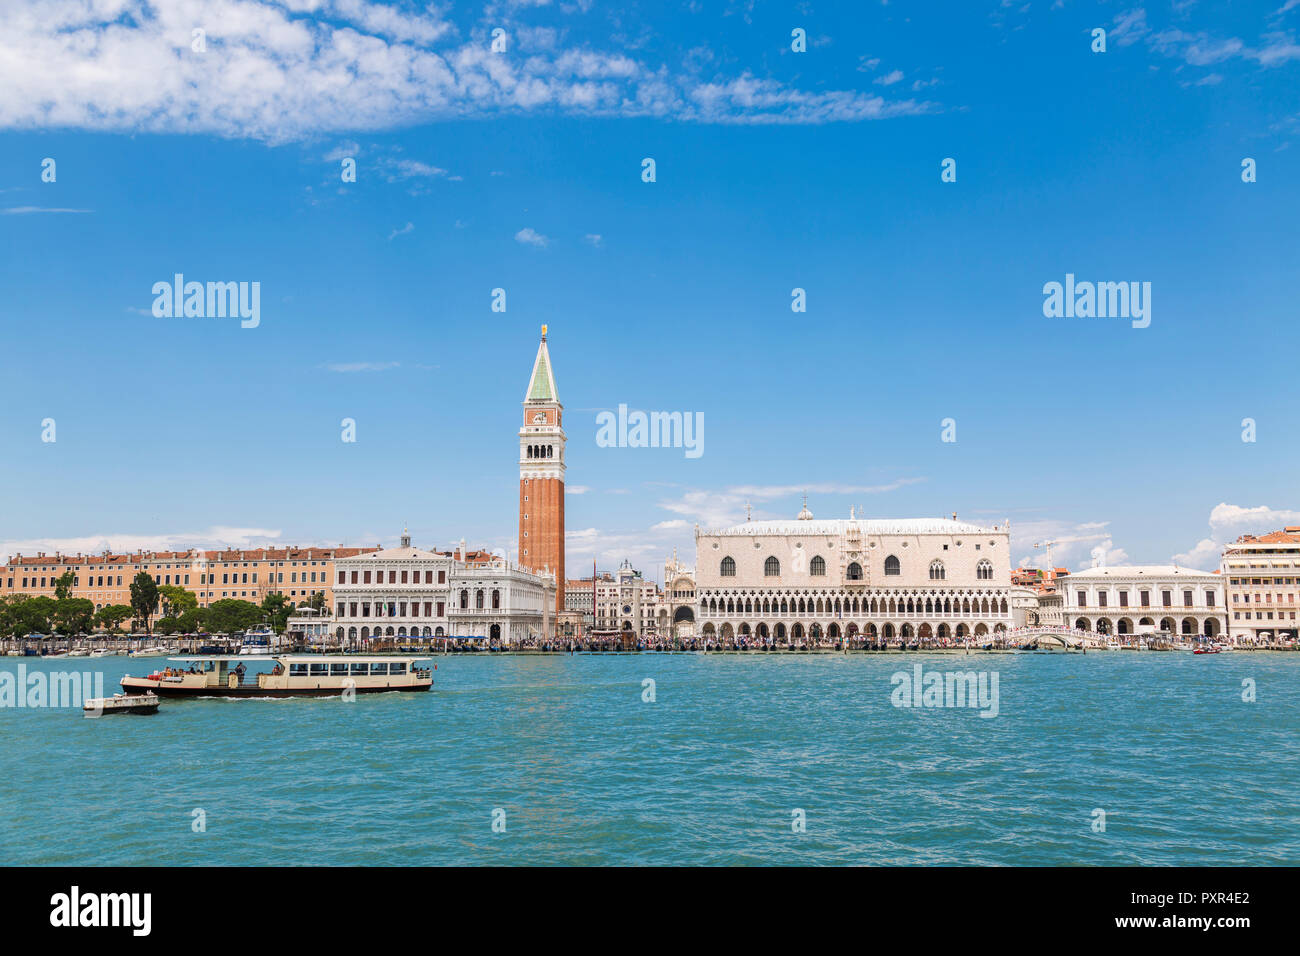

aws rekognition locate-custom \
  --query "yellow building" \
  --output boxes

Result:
[1,546,379,621]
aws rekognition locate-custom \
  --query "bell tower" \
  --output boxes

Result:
[519,325,565,614]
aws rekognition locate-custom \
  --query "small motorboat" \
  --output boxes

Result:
[84,692,161,717]
[1193,646,1220,655]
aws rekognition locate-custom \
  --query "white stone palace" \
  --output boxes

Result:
[1060,565,1226,639]
[325,531,554,645]
[694,503,1013,644]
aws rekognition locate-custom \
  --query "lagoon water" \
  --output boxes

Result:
[1,652,1296,865]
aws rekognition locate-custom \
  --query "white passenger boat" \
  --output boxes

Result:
[120,655,434,698]
[237,625,279,655]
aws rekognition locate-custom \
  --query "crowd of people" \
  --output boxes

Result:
[491,634,1015,653]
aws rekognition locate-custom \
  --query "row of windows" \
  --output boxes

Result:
[459,589,502,609]
[525,444,556,459]
[288,662,407,677]
[704,595,1010,616]
[721,556,993,580]
[340,569,447,585]
[1076,589,1215,608]
[338,602,446,618]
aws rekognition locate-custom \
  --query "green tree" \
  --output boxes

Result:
[54,571,75,601]
[158,585,198,618]
[130,572,160,635]
[94,604,134,634]
[205,599,262,635]
[54,598,96,635]
[0,595,32,638]
[175,608,207,634]
[260,593,296,634]
[307,591,327,613]
[11,596,57,637]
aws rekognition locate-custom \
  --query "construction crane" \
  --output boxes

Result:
[1033,540,1059,568]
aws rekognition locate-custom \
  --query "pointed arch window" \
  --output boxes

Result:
[720,556,736,577]
[764,556,780,577]
[810,555,826,576]
[929,560,945,581]
[884,555,901,576]
[976,559,993,580]
[846,561,863,581]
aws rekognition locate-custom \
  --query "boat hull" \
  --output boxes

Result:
[120,676,432,698]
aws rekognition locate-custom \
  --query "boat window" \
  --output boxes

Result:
[349,662,368,675]
[389,662,407,674]
[330,663,349,675]
[289,663,309,676]
[369,663,389,675]
[309,663,328,676]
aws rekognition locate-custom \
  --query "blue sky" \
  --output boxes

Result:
[1,0,1298,580]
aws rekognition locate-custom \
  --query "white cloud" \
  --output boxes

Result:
[1010,519,1119,571]
[1208,502,1300,536]
[874,69,904,86]
[515,226,549,247]
[381,158,451,181]
[583,233,603,246]
[0,2,933,143]
[1111,8,1150,47]
[323,140,359,162]
[1,206,92,214]
[388,221,414,240]
[658,478,926,529]
[1089,540,1130,568]
[565,522,693,580]
[566,485,590,494]
[1166,502,1300,571]
[1172,537,1221,567]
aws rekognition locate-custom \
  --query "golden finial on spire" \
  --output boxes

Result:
[541,324,548,340]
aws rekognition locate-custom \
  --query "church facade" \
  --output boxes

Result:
[695,505,1014,644]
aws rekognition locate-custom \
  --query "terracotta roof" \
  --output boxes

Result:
[4,546,379,568]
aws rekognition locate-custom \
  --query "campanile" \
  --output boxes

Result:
[519,325,565,614]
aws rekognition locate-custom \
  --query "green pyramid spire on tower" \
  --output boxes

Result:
[524,325,559,404]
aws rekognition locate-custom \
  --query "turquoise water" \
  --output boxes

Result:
[1,652,1296,865]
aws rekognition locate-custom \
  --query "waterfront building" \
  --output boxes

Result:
[1009,566,1068,628]
[518,325,566,616]
[1,545,378,625]
[1222,528,1300,644]
[1060,565,1225,639]
[695,504,1014,643]
[327,531,554,645]
[594,560,662,639]
[564,574,610,631]
[656,550,696,641]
